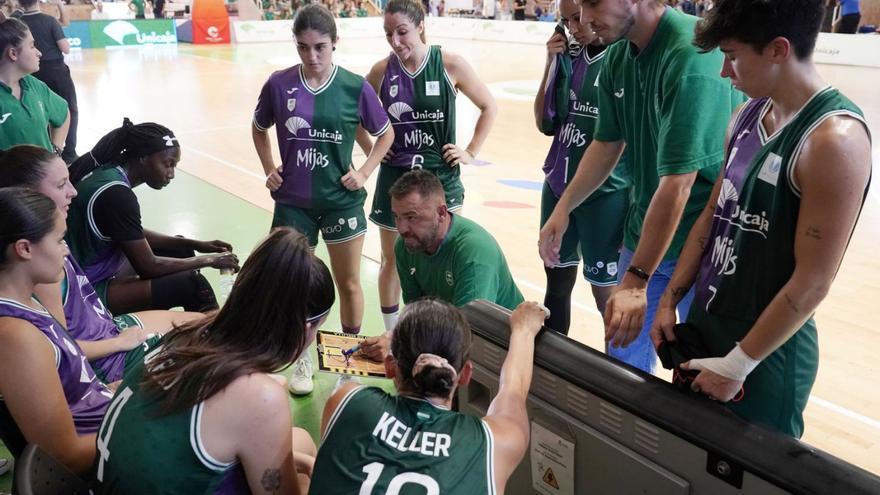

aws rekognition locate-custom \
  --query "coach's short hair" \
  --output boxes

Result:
[694,0,823,60]
[389,169,444,201]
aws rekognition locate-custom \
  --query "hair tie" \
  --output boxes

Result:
[412,353,457,381]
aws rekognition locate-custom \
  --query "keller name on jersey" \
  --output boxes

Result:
[372,411,452,457]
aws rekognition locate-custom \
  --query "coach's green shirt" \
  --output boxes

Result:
[395,214,524,310]
[595,8,744,259]
[0,75,67,151]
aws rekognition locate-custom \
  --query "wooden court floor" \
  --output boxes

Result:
[63,36,880,474]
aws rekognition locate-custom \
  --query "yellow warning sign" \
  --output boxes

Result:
[542,467,560,489]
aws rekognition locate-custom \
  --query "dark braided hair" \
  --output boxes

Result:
[68,118,179,184]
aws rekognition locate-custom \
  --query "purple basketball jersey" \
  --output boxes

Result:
[0,298,112,434]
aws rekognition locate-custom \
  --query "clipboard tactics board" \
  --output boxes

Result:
[316,331,387,378]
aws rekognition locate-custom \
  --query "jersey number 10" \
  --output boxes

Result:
[360,461,439,495]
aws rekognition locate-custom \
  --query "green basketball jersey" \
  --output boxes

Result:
[254,64,390,210]
[379,46,459,184]
[66,165,133,286]
[311,386,497,495]
[95,343,247,494]
[395,214,524,310]
[688,87,868,437]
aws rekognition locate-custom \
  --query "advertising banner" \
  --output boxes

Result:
[63,21,92,49]
[89,19,178,47]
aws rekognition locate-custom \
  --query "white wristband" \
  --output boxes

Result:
[685,343,760,381]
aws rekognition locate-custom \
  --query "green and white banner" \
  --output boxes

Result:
[89,19,178,47]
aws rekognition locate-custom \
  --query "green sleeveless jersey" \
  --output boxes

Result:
[311,386,497,495]
[66,165,133,286]
[379,46,459,180]
[95,343,247,494]
[688,87,868,436]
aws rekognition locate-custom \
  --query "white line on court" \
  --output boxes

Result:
[190,144,880,432]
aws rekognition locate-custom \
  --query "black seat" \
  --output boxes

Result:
[12,444,90,495]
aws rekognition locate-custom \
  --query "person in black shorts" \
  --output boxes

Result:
[13,0,78,163]
[66,119,240,314]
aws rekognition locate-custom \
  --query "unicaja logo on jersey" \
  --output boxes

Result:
[388,102,413,121]
[286,116,311,135]
[714,178,771,237]
[572,99,599,117]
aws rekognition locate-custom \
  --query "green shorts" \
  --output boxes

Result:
[94,278,111,307]
[112,313,143,331]
[272,203,367,247]
[540,184,627,286]
[369,164,464,231]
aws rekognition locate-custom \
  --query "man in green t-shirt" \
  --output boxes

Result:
[362,170,524,360]
[539,0,743,373]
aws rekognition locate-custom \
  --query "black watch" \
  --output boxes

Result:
[52,144,63,157]
[626,265,651,281]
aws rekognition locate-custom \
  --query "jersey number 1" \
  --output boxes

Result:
[360,461,439,495]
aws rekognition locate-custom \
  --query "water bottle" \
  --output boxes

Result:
[218,268,235,301]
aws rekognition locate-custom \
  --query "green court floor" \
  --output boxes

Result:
[0,170,393,490]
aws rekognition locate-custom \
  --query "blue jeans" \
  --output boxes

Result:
[607,247,694,374]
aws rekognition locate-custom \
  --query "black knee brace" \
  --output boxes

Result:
[543,265,578,335]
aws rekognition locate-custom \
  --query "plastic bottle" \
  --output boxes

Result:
[219,268,235,301]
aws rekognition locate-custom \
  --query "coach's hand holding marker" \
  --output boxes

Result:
[682,343,760,402]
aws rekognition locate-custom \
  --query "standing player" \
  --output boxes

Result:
[364,0,497,334]
[539,1,742,373]
[95,228,335,494]
[646,0,871,437]
[0,17,70,155]
[535,0,629,334]
[252,4,393,394]
[311,298,547,495]
[13,0,78,163]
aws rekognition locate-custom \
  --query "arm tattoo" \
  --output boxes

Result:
[698,235,709,250]
[671,287,689,300]
[805,226,822,240]
[261,468,282,492]
[783,293,800,313]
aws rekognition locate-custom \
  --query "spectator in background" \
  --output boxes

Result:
[91,1,110,20]
[513,0,525,20]
[679,0,695,15]
[152,0,165,19]
[128,0,145,18]
[12,0,78,164]
[836,0,861,33]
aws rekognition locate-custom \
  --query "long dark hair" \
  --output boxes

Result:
[142,227,335,414]
[0,188,58,266]
[391,298,472,399]
[0,146,58,189]
[67,117,179,184]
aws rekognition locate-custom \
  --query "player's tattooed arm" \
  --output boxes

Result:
[783,293,801,313]
[805,226,822,240]
[261,468,282,492]
[698,235,709,250]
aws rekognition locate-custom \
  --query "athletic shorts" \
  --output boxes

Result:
[369,164,464,230]
[539,183,627,286]
[113,313,144,332]
[272,203,367,247]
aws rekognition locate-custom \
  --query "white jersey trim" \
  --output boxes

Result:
[190,402,237,472]
[299,64,338,95]
[757,86,833,145]
[321,385,366,443]
[398,47,432,79]
[87,180,131,242]
[481,419,498,495]
[786,109,869,198]
[369,118,392,137]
